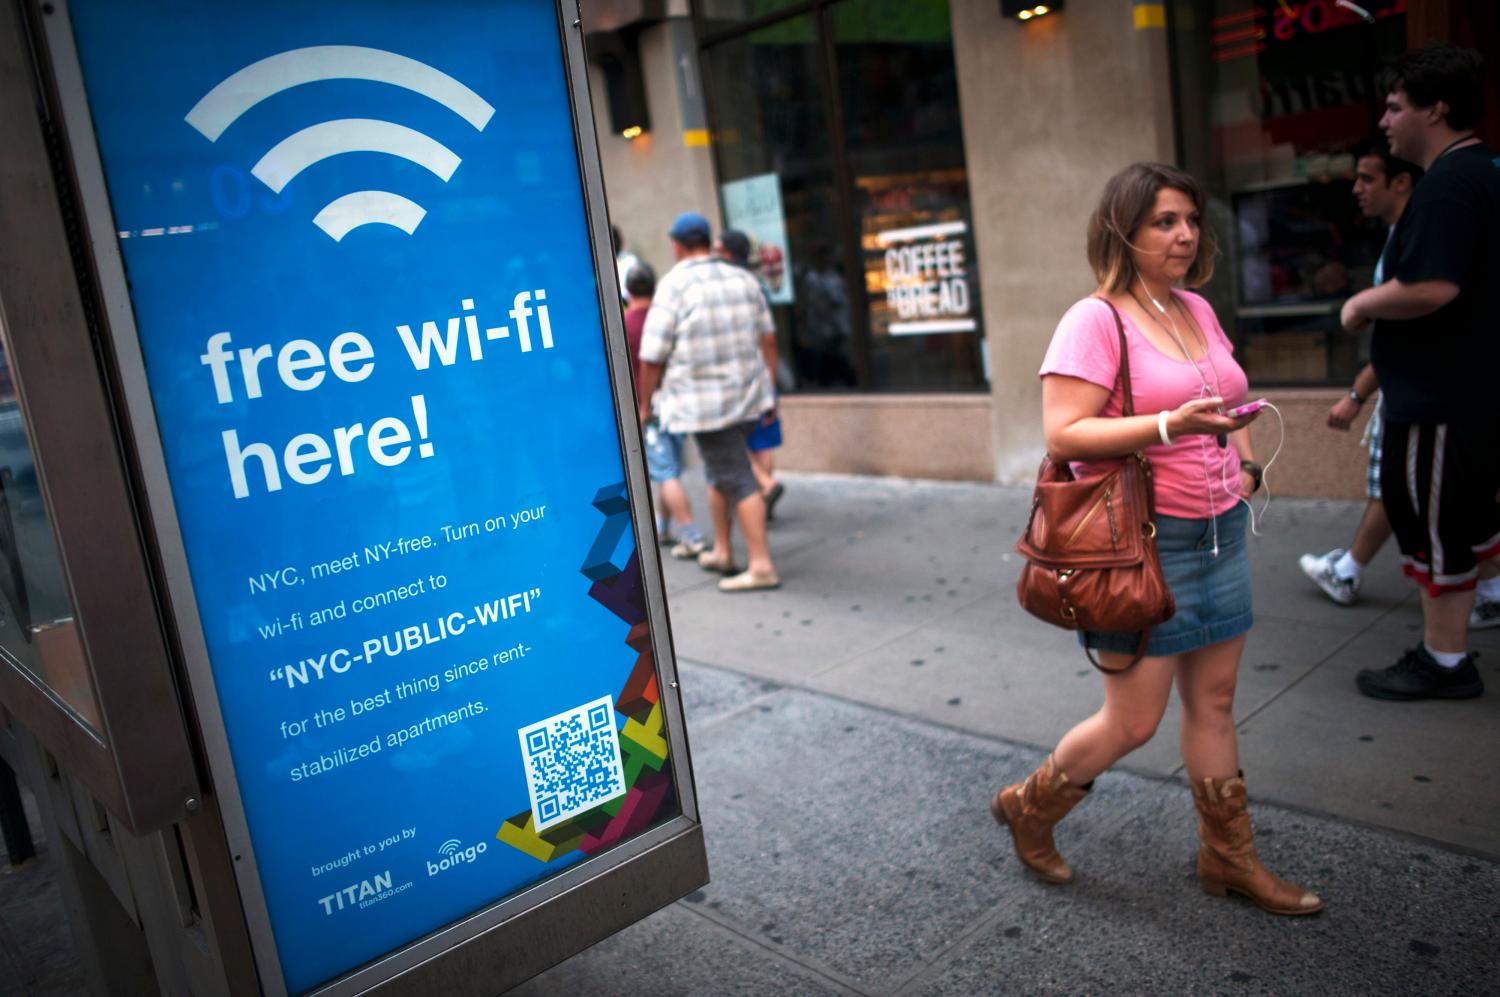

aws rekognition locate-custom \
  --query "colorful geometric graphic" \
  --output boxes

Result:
[497,481,675,861]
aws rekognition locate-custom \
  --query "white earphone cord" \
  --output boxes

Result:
[1136,282,1284,551]
[1137,283,1226,556]
[1225,401,1285,538]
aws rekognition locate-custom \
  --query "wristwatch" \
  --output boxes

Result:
[1348,388,1366,404]
[1240,459,1264,494]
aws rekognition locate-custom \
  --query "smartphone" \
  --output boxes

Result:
[1227,398,1268,418]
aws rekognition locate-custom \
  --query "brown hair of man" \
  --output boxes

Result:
[1382,43,1485,131]
[1086,162,1219,293]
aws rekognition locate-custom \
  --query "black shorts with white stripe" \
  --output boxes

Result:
[1379,419,1500,596]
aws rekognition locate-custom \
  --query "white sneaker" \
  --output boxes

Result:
[1298,548,1361,606]
[670,537,708,560]
[1471,592,1500,630]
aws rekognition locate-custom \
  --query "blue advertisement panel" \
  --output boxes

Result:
[64,1,677,991]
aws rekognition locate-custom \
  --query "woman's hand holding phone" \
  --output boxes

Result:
[1167,396,1261,441]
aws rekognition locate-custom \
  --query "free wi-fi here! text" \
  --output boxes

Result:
[200,291,555,499]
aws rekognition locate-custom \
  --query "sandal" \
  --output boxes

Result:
[718,569,781,592]
[764,482,785,521]
[697,551,741,575]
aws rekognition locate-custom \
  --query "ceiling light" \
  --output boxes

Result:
[1002,0,1064,19]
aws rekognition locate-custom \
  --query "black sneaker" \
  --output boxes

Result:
[1356,645,1484,701]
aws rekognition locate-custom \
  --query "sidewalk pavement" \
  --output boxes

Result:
[5,472,1498,995]
[0,790,83,997]
[517,471,1499,996]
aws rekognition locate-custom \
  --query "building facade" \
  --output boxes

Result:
[584,0,1497,497]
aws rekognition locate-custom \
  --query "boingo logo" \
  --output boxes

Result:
[427,837,488,877]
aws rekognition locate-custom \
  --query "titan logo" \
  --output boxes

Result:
[317,870,392,915]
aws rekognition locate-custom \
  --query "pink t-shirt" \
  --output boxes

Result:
[1039,293,1249,519]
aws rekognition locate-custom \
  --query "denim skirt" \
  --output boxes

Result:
[1081,501,1253,657]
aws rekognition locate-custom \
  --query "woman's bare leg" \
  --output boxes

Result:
[1053,651,1179,784]
[1176,636,1245,782]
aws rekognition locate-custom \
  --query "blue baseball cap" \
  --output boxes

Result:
[668,211,711,242]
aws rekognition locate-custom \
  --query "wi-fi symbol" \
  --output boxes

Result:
[438,839,463,857]
[186,46,494,241]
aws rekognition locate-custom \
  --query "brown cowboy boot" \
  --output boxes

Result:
[990,755,1090,884]
[1191,773,1322,915]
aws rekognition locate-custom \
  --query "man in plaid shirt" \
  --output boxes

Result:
[638,212,781,592]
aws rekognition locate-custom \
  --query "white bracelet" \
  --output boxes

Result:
[1157,410,1174,446]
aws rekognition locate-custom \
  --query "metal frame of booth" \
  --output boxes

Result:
[0,1,706,992]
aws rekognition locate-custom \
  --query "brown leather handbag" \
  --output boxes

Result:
[1015,299,1174,672]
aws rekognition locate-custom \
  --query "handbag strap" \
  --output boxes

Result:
[1084,634,1149,673]
[1094,297,1158,524]
[1094,296,1135,417]
[1088,298,1155,674]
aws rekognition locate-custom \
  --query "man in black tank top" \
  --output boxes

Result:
[1339,44,1500,701]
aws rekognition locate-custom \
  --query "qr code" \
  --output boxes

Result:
[518,694,627,831]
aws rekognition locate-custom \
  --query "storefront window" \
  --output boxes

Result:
[1170,0,1407,386]
[697,0,983,392]
[697,0,808,34]
[700,14,855,388]
[834,0,982,389]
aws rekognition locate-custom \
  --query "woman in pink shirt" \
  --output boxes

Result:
[992,163,1321,916]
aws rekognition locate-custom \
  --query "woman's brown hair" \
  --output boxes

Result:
[1086,162,1218,293]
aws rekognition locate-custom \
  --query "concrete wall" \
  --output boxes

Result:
[777,394,996,481]
[1247,391,1370,501]
[587,18,720,277]
[951,0,1176,486]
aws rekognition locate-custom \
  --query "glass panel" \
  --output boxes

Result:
[1171,0,1408,385]
[0,324,95,731]
[702,16,858,388]
[833,0,983,390]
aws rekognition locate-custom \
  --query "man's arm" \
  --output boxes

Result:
[636,280,678,427]
[753,285,778,421]
[1341,278,1460,333]
[1327,363,1381,431]
[637,360,663,428]
[757,334,779,423]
